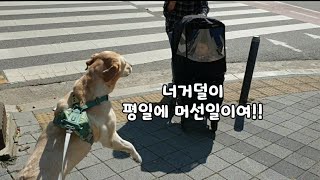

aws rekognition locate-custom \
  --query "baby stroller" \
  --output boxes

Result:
[170,15,226,138]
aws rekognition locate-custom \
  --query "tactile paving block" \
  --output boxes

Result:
[34,112,54,129]
[291,84,318,92]
[276,77,304,85]
[255,87,284,96]
[142,93,164,103]
[308,82,320,90]
[0,75,7,84]
[261,79,285,86]
[273,85,302,94]
[293,76,318,83]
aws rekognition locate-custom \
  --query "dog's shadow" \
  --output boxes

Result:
[114,96,220,175]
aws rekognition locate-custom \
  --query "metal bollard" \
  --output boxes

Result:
[234,36,260,132]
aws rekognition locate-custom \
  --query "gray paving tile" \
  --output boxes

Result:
[296,146,320,162]
[279,121,304,131]
[299,112,319,122]
[282,106,305,116]
[17,143,36,157]
[204,174,226,180]
[299,99,319,108]
[181,164,215,180]
[19,124,41,135]
[105,174,124,180]
[256,130,284,143]
[138,148,159,164]
[288,116,313,127]
[225,130,253,140]
[309,162,320,177]
[244,136,272,149]
[229,139,260,156]
[273,111,296,121]
[284,153,316,170]
[251,120,276,129]
[181,140,215,161]
[91,142,104,151]
[217,122,234,132]
[263,144,293,159]
[76,152,101,170]
[287,132,316,145]
[165,134,198,150]
[308,122,320,131]
[308,107,320,116]
[12,112,38,126]
[257,169,290,180]
[18,134,36,145]
[220,165,253,180]
[298,127,320,139]
[105,157,139,173]
[141,158,176,178]
[92,148,118,162]
[132,133,161,147]
[265,101,287,110]
[214,133,240,146]
[263,114,287,124]
[0,168,8,177]
[309,138,320,150]
[159,170,193,180]
[291,103,314,111]
[275,137,305,151]
[234,157,268,176]
[0,174,12,180]
[150,128,177,141]
[271,160,305,179]
[249,150,281,167]
[7,155,30,173]
[297,172,320,180]
[81,164,118,180]
[268,125,294,136]
[262,105,279,116]
[67,171,86,180]
[146,142,177,157]
[201,154,231,172]
[119,166,155,180]
[163,151,195,169]
[243,123,265,135]
[215,148,246,164]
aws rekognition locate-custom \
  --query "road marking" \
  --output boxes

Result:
[147,3,248,12]
[0,12,153,27]
[275,1,320,14]
[209,9,268,17]
[266,38,302,52]
[222,15,292,26]
[290,11,319,19]
[0,5,137,16]
[305,33,320,39]
[0,15,293,41]
[0,1,120,6]
[130,1,164,5]
[227,23,319,39]
[1,23,319,60]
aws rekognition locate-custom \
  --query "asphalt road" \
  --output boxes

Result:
[0,1,319,88]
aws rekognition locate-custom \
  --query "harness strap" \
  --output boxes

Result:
[80,95,109,111]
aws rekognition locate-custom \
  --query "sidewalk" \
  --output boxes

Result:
[1,74,320,180]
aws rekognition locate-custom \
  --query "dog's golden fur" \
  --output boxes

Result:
[18,51,142,180]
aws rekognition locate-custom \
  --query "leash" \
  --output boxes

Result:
[58,129,73,180]
[55,95,109,180]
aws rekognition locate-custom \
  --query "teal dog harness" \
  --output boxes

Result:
[53,95,109,144]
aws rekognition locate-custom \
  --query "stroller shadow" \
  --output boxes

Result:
[114,96,220,175]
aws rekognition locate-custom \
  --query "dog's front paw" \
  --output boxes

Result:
[132,153,142,163]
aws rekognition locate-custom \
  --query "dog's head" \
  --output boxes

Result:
[85,51,132,88]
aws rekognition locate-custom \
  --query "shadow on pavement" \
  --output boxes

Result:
[114,96,220,175]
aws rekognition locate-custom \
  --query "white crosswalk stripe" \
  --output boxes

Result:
[1,1,319,85]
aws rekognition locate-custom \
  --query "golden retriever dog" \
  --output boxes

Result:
[18,51,142,180]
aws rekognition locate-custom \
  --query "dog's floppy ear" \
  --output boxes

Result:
[102,64,119,82]
[85,53,99,70]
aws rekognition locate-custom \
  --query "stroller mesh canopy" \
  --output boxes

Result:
[173,15,226,63]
